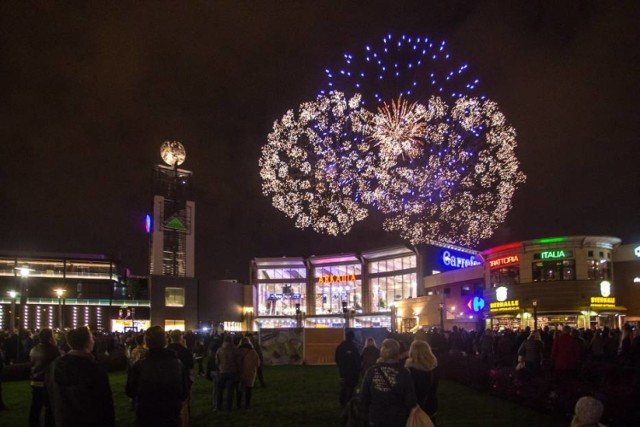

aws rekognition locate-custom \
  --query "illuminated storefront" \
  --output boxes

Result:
[250,246,419,329]
[0,251,150,332]
[482,236,625,330]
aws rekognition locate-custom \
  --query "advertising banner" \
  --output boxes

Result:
[260,328,304,366]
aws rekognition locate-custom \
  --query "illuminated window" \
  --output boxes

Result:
[165,287,185,307]
[315,263,362,315]
[587,259,611,281]
[491,266,520,286]
[164,319,185,331]
[532,260,575,282]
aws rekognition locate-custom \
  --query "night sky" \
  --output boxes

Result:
[1,1,639,282]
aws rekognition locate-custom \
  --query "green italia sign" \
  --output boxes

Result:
[535,250,573,260]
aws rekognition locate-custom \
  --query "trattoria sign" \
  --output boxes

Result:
[590,296,616,309]
[489,255,520,268]
[490,300,520,313]
[534,250,573,260]
[317,274,356,283]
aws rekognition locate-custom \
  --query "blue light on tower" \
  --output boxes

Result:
[144,214,152,234]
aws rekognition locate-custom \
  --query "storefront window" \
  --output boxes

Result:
[587,259,611,280]
[256,266,307,316]
[532,260,576,282]
[258,282,305,316]
[490,266,520,287]
[370,273,416,312]
[314,263,362,315]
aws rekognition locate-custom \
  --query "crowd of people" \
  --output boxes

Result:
[3,322,639,426]
[336,330,439,427]
[335,323,640,427]
[0,326,264,426]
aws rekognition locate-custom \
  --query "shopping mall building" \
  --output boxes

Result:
[251,236,640,332]
[2,236,639,333]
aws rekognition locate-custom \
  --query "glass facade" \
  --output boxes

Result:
[252,249,418,327]
[314,263,362,315]
[256,267,306,317]
[370,274,416,311]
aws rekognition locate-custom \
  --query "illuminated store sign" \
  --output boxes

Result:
[600,281,611,297]
[467,297,486,313]
[534,250,573,260]
[490,300,519,313]
[268,293,302,300]
[590,297,616,308]
[489,255,520,268]
[317,274,356,283]
[441,250,482,269]
[496,286,508,302]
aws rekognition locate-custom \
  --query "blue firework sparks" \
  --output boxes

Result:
[319,33,482,107]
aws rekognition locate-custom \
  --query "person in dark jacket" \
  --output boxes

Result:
[47,326,114,427]
[29,328,61,427]
[335,330,361,406]
[167,329,194,426]
[361,338,417,427]
[405,340,439,423]
[126,326,189,427]
[361,337,380,377]
[215,334,239,411]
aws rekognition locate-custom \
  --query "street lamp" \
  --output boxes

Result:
[532,298,538,331]
[54,289,66,330]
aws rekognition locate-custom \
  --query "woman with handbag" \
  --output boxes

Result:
[361,339,417,427]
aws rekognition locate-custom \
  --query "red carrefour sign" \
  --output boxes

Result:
[489,255,520,268]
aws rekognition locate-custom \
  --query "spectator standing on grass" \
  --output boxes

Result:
[518,330,544,374]
[361,337,380,376]
[215,334,240,411]
[126,325,189,427]
[247,333,266,387]
[335,330,361,406]
[47,326,114,427]
[168,330,194,427]
[405,339,439,423]
[236,337,260,409]
[29,328,61,427]
[361,338,417,427]
[552,326,581,375]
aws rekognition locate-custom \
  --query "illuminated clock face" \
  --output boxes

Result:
[160,141,186,166]
[635,246,640,257]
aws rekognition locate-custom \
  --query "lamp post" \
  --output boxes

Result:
[54,289,66,330]
[439,302,445,332]
[532,298,538,331]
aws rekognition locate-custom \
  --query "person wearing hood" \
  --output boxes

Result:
[236,337,260,409]
[47,326,114,427]
[405,340,439,423]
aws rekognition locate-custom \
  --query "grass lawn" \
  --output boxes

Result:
[1,365,569,426]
